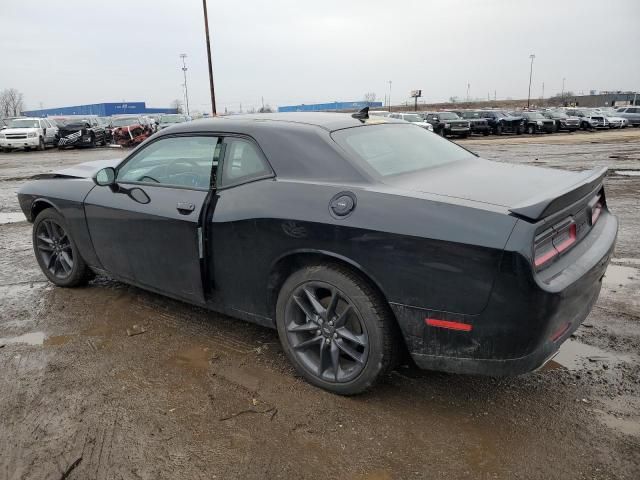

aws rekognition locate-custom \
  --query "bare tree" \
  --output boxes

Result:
[258,104,273,113]
[170,99,184,114]
[0,88,25,117]
[448,96,459,104]
[363,92,377,105]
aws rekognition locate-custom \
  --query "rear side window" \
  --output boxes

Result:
[220,138,272,187]
[332,123,473,177]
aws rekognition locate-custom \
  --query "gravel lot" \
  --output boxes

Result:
[0,130,639,479]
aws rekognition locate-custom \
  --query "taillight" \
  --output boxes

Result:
[591,195,603,225]
[533,218,577,270]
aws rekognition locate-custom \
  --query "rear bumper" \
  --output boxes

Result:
[391,211,617,376]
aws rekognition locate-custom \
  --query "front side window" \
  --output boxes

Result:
[117,136,220,189]
[220,138,272,187]
[332,123,473,177]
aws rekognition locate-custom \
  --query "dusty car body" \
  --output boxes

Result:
[452,110,491,135]
[420,112,471,137]
[542,110,581,132]
[53,116,108,148]
[17,111,617,394]
[475,110,524,134]
[111,115,153,147]
[615,106,640,127]
[517,111,556,134]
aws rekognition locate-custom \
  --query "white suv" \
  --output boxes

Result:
[0,117,58,152]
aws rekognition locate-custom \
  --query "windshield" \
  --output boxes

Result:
[160,115,186,124]
[526,113,545,120]
[493,111,508,118]
[112,117,140,127]
[8,119,39,129]
[332,124,473,177]
[460,111,479,119]
[438,112,460,120]
[402,114,423,123]
[550,111,567,118]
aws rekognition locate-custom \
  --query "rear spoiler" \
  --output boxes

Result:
[509,167,607,222]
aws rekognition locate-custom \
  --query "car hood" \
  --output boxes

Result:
[2,127,38,134]
[33,159,122,180]
[385,157,585,209]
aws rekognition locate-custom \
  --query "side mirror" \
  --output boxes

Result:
[95,167,116,186]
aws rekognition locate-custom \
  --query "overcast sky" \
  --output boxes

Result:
[1,0,638,113]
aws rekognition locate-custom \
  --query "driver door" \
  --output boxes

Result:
[84,134,220,304]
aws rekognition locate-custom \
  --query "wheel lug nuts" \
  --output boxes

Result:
[316,330,321,336]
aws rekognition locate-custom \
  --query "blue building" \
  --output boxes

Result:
[278,101,383,113]
[22,102,177,117]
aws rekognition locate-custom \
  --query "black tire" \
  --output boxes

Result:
[32,209,91,287]
[495,124,503,135]
[527,124,535,135]
[89,133,96,148]
[276,264,400,395]
[1,148,10,153]
[555,122,560,133]
[439,128,446,137]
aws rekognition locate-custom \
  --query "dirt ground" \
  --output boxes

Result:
[0,130,639,479]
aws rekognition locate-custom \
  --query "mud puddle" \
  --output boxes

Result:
[546,338,633,371]
[602,264,639,287]
[0,212,26,224]
[0,331,74,347]
[614,170,640,176]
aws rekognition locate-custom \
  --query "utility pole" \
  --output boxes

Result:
[466,82,470,102]
[202,0,217,115]
[180,54,190,116]
[261,96,264,111]
[561,77,566,99]
[527,54,536,109]
[387,80,392,112]
[541,82,545,105]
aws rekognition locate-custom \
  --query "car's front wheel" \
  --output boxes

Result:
[276,264,399,395]
[33,209,91,287]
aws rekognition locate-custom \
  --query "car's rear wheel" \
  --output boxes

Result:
[33,209,91,287]
[276,264,399,395]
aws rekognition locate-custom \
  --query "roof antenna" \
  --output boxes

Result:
[351,106,369,120]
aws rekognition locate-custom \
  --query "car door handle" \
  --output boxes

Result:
[176,202,195,214]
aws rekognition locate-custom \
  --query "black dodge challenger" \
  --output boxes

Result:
[17,111,618,394]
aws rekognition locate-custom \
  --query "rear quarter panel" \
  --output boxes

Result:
[210,179,517,319]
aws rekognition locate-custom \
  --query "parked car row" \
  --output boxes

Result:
[370,105,639,138]
[0,113,191,152]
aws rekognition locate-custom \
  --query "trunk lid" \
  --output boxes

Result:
[386,158,606,221]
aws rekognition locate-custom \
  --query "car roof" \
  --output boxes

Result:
[155,113,410,183]
[208,112,406,132]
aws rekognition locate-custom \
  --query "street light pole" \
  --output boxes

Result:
[561,77,566,99]
[388,80,392,112]
[527,54,535,109]
[179,54,190,116]
[202,0,217,115]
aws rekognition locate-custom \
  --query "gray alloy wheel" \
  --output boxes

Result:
[33,209,91,287]
[276,264,400,395]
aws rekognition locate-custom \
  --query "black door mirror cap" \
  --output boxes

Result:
[94,167,116,187]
